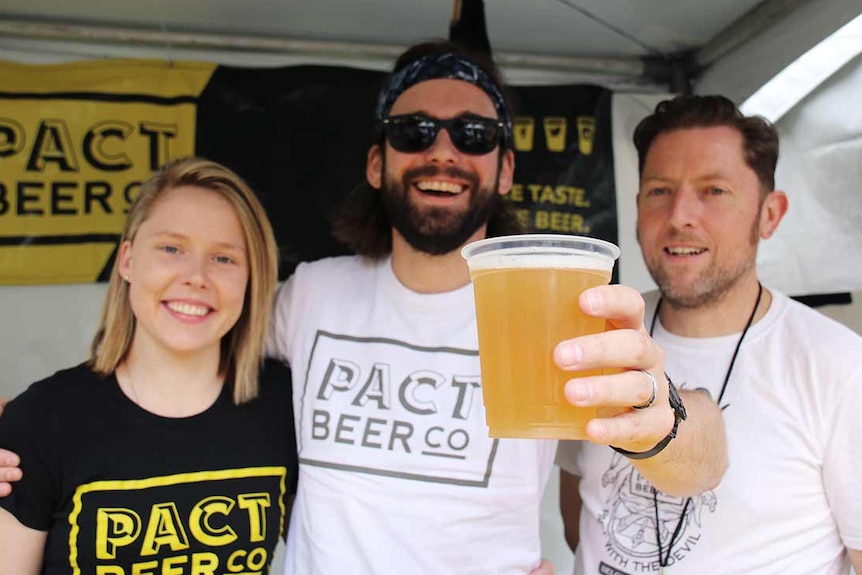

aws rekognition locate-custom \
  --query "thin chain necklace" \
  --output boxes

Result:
[648,282,763,573]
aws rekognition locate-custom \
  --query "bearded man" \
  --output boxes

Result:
[266,42,727,574]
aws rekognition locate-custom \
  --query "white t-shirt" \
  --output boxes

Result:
[269,255,557,575]
[557,290,862,575]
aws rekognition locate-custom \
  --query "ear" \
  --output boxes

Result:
[366,144,383,189]
[117,240,133,281]
[759,190,788,239]
[497,149,515,196]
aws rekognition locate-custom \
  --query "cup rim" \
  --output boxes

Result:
[460,233,620,262]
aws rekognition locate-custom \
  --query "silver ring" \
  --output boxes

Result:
[632,369,658,410]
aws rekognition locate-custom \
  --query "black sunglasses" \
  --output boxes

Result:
[380,113,505,155]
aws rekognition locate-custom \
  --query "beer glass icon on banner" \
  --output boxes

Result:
[513,116,535,152]
[576,116,596,156]
[543,117,567,152]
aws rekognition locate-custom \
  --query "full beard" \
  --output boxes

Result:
[649,256,756,310]
[380,162,500,256]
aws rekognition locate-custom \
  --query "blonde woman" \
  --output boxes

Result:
[0,158,297,575]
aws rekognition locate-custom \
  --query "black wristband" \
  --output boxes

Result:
[610,374,687,460]
[610,415,680,460]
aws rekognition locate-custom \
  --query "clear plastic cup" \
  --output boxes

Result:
[461,234,620,439]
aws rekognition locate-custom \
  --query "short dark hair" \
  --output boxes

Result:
[330,40,523,258]
[633,95,779,193]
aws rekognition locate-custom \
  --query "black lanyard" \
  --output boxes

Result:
[648,283,763,569]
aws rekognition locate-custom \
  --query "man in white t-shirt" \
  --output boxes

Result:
[0,44,728,574]
[557,95,862,575]
[266,43,726,574]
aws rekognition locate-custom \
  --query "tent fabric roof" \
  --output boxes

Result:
[0,0,860,98]
[0,0,765,57]
[1,0,861,298]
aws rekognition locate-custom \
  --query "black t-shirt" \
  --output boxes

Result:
[0,360,297,575]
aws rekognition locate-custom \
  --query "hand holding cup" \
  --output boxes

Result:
[553,283,675,453]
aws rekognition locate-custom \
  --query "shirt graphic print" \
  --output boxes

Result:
[68,467,287,575]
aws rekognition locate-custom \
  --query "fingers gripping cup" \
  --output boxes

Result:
[461,234,620,439]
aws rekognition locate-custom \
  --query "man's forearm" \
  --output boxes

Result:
[847,548,862,572]
[631,389,727,497]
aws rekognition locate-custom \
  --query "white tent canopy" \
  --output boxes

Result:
[1,2,862,572]
[1,0,860,96]
[759,48,862,295]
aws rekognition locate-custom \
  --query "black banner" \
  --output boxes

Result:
[0,59,615,284]
[507,84,616,279]
[195,65,383,277]
[196,65,615,279]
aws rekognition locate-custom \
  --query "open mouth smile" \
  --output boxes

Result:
[665,246,707,256]
[164,301,212,318]
[414,179,467,196]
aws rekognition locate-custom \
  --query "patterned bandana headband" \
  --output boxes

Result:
[374,52,513,146]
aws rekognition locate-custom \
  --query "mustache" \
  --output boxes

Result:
[402,165,479,188]
[663,232,706,245]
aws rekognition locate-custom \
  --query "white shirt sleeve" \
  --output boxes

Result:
[555,439,584,476]
[267,273,298,364]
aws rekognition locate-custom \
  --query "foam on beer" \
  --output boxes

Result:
[466,247,614,273]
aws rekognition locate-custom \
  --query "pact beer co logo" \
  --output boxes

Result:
[68,467,286,575]
[0,59,214,284]
[596,452,717,572]
[297,331,498,486]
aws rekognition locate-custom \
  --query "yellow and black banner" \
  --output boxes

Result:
[506,84,615,247]
[0,60,614,285]
[0,59,213,284]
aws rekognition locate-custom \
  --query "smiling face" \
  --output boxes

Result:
[118,185,249,360]
[636,126,785,309]
[366,78,514,255]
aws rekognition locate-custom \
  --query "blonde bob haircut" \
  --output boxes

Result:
[88,157,279,404]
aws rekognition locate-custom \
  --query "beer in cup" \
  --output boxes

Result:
[461,234,620,439]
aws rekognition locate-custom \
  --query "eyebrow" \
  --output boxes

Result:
[151,231,246,253]
[639,176,673,188]
[393,109,494,119]
[641,173,730,185]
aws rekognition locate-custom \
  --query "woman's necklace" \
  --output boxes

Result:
[648,282,763,573]
[123,364,142,406]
